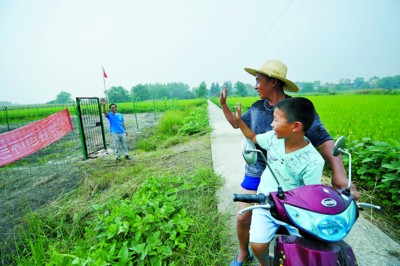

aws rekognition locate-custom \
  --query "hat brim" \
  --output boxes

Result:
[244,67,299,92]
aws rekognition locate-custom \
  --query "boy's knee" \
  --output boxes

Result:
[236,211,251,226]
[250,242,269,255]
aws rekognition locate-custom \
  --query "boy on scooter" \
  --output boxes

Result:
[221,60,359,266]
[233,97,325,266]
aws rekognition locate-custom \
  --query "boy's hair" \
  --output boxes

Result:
[109,103,117,109]
[275,97,316,131]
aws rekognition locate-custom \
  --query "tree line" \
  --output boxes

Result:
[106,81,258,104]
[1,74,399,106]
[298,75,400,93]
[102,74,400,103]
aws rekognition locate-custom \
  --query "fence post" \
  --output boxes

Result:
[75,98,88,160]
[132,98,140,133]
[97,98,107,151]
[153,99,157,124]
[4,107,10,131]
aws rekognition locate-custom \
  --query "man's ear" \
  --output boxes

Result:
[292,121,304,132]
[271,78,278,88]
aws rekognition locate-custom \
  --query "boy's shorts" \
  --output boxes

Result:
[241,175,261,191]
[250,208,300,243]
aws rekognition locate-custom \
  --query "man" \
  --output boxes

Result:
[220,59,359,265]
[101,98,131,162]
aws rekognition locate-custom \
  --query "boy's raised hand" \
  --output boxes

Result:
[233,103,242,123]
[220,87,227,105]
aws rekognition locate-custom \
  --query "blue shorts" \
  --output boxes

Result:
[241,175,261,191]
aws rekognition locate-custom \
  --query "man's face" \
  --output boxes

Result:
[255,73,274,99]
[110,105,117,114]
[271,107,293,139]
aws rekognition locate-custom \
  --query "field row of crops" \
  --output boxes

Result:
[0,99,205,131]
[213,94,399,142]
[1,95,398,142]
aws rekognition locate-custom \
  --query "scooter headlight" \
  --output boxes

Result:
[284,201,357,242]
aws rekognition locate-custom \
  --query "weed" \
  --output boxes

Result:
[4,103,232,264]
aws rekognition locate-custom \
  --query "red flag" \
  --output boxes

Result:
[102,67,108,78]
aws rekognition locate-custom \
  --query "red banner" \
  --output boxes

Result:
[0,109,73,167]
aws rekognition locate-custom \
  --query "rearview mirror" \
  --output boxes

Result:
[332,136,347,157]
[241,138,257,165]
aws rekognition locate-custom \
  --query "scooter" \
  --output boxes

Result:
[233,136,381,266]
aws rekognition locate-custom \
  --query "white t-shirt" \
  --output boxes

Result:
[256,131,325,195]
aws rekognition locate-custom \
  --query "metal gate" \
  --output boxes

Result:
[76,97,107,159]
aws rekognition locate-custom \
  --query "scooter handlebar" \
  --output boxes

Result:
[357,202,381,211]
[233,193,267,204]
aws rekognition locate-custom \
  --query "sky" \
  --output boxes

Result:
[0,0,399,105]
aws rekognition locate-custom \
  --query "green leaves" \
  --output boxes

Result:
[136,102,209,151]
[178,106,210,135]
[66,175,196,265]
[344,138,400,218]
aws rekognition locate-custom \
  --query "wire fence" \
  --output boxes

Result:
[0,98,178,248]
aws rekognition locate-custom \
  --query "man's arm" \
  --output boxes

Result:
[318,140,360,199]
[122,121,128,136]
[220,87,239,128]
[101,98,108,117]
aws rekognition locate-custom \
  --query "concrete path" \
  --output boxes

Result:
[207,100,400,266]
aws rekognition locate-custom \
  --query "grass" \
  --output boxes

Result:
[212,94,400,142]
[2,97,399,264]
[1,103,235,265]
[114,98,206,113]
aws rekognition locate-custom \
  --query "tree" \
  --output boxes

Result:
[376,76,394,89]
[393,75,400,89]
[353,77,365,88]
[234,81,248,97]
[336,79,352,91]
[131,84,151,101]
[368,76,379,88]
[245,83,257,96]
[209,82,221,97]
[106,86,130,103]
[55,91,74,104]
[156,87,170,99]
[338,78,352,85]
[223,81,233,96]
[167,82,195,99]
[334,84,346,91]
[315,87,330,93]
[194,81,208,98]
[300,82,314,93]
[313,80,321,89]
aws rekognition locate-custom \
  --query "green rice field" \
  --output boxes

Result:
[2,96,398,142]
[0,99,205,125]
[219,95,399,142]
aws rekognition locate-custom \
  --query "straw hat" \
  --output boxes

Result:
[244,60,299,92]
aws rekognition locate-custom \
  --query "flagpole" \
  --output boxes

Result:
[102,66,107,100]
[103,75,107,99]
